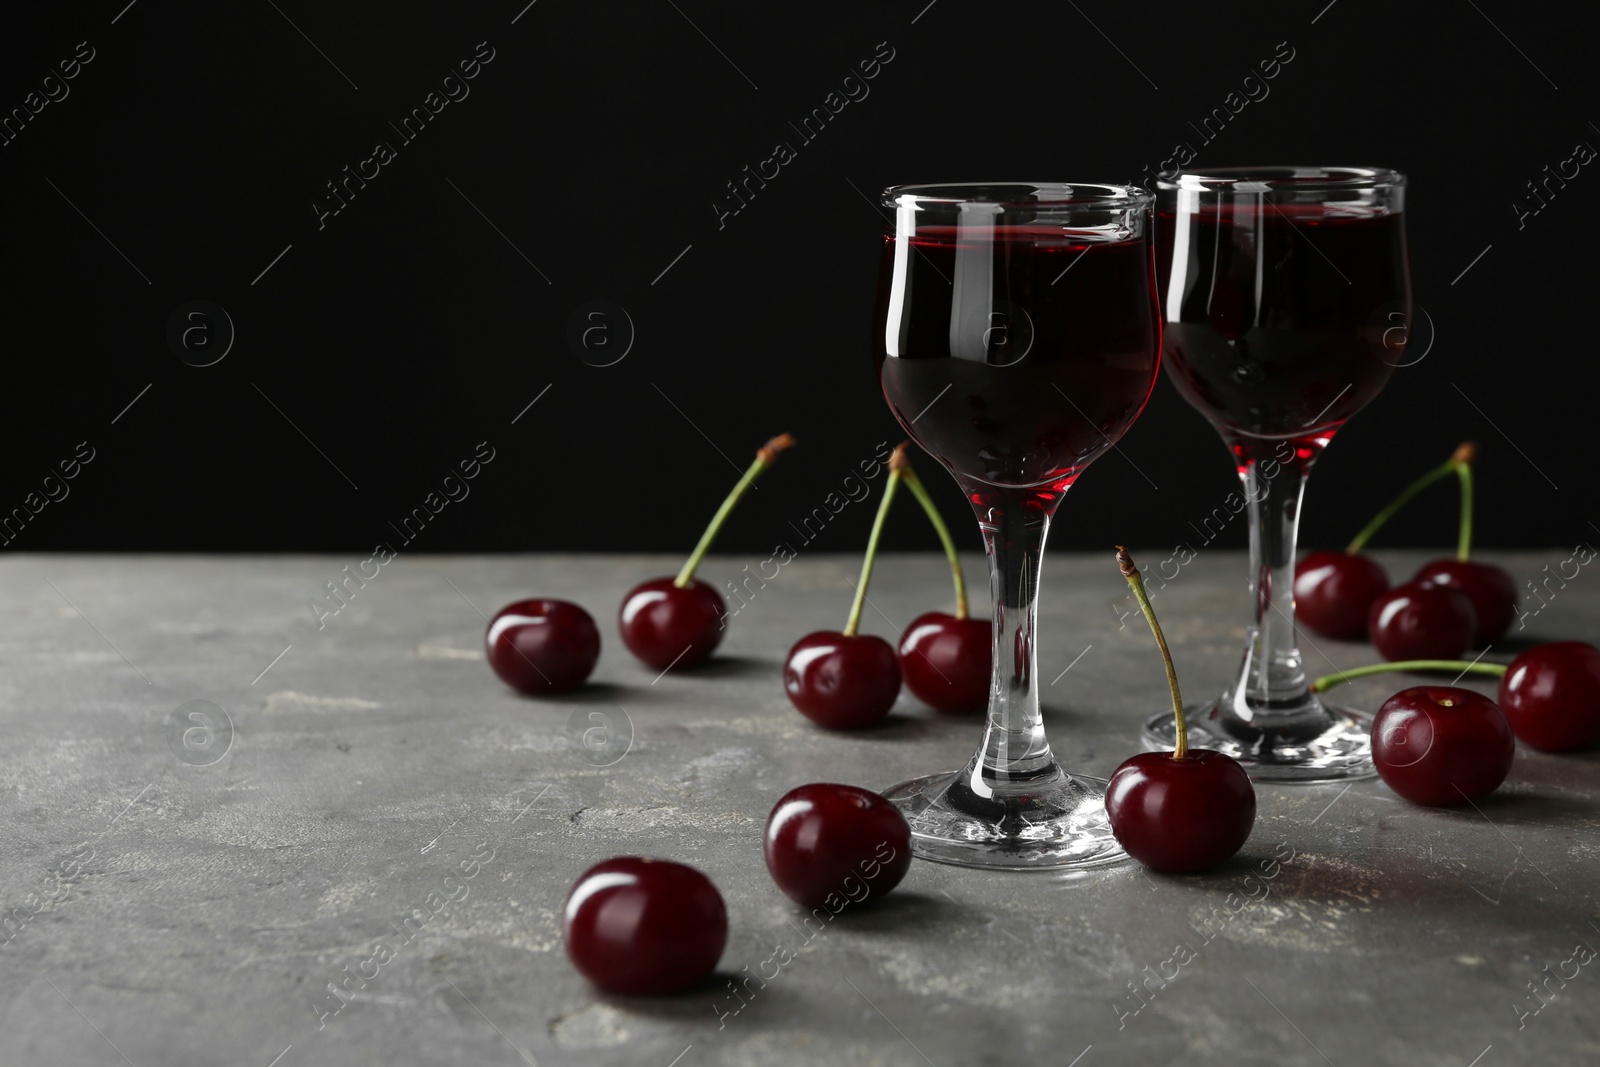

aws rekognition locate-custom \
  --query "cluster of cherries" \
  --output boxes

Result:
[1293,442,1600,805]
[779,465,1259,872]
[484,435,797,694]
[482,436,994,729]
[1310,640,1600,805]
[530,443,1260,995]
[563,783,912,995]
[485,434,1599,998]
[785,444,990,729]
[1295,443,1517,661]
[562,542,1270,1006]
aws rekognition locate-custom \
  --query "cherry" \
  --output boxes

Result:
[892,445,989,712]
[785,632,902,729]
[899,612,990,713]
[1106,751,1257,872]
[618,576,725,670]
[1412,558,1517,646]
[562,857,727,995]
[1104,548,1256,872]
[1370,686,1514,805]
[618,433,793,672]
[763,783,912,908]
[1294,550,1389,640]
[1367,582,1476,662]
[783,444,908,729]
[485,599,600,693]
[1498,641,1600,751]
[1313,642,1600,755]
[1306,441,1505,646]
[1403,440,1515,646]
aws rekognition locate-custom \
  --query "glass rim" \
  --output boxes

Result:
[1157,166,1405,192]
[882,181,1152,210]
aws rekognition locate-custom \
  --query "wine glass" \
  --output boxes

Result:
[1140,166,1411,781]
[873,182,1160,869]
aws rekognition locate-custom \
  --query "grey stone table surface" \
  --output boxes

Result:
[2,550,1596,1067]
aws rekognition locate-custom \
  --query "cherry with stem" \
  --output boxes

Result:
[1368,581,1478,662]
[619,433,794,672]
[1106,547,1256,872]
[1311,640,1600,753]
[1358,443,1484,660]
[783,451,904,729]
[1312,658,1515,806]
[893,445,990,714]
[1406,443,1518,645]
[1297,441,1474,641]
[1368,685,1514,806]
[1348,441,1478,560]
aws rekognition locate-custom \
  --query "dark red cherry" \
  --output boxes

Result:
[898,611,990,713]
[1412,559,1517,646]
[618,577,725,671]
[618,434,792,671]
[1294,550,1390,640]
[784,632,901,729]
[486,598,600,694]
[1104,751,1256,873]
[763,783,912,908]
[1371,686,1514,805]
[562,857,727,995]
[1498,641,1600,752]
[1368,582,1476,662]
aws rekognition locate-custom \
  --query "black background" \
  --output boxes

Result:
[2,1,1594,561]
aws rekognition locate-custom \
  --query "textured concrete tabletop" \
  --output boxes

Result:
[1,550,1595,1067]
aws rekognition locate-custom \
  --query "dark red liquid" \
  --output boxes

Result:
[874,226,1160,490]
[1156,204,1409,445]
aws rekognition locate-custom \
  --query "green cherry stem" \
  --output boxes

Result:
[1455,445,1475,562]
[1117,546,1187,759]
[890,443,970,620]
[675,433,795,588]
[1309,658,1507,693]
[1345,441,1477,557]
[843,456,904,637]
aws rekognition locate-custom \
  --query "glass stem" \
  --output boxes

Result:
[1225,444,1318,721]
[966,487,1061,792]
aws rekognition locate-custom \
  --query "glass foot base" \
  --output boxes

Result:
[1141,701,1377,783]
[881,769,1129,870]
